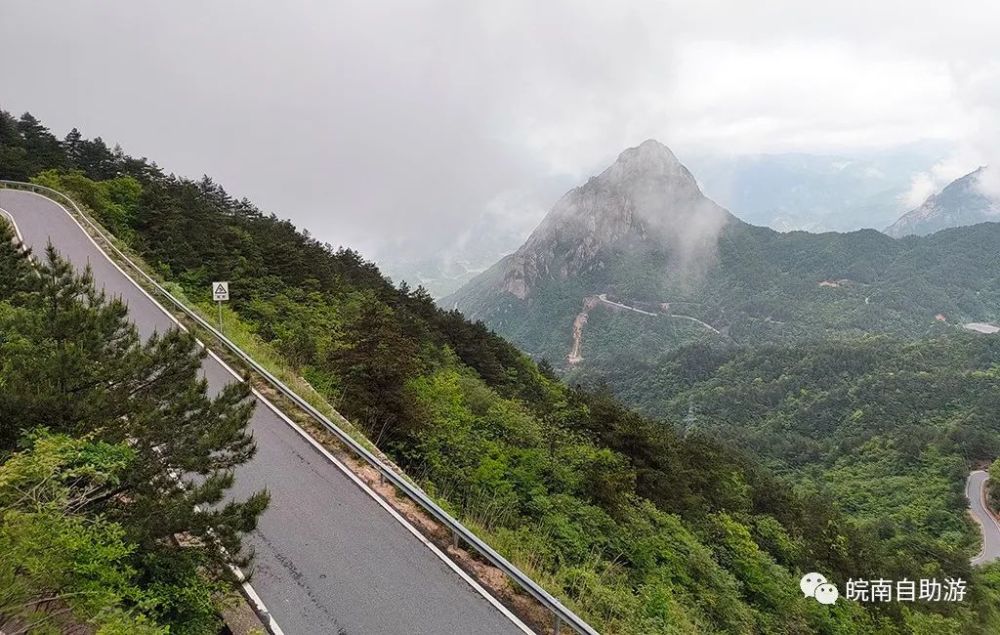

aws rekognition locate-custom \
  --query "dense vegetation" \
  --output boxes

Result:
[585,336,1000,568]
[0,221,266,632]
[4,109,1000,632]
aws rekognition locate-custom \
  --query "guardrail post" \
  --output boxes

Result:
[554,613,562,634]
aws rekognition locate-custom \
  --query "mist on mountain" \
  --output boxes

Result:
[385,142,948,297]
[886,167,1000,237]
[684,141,949,232]
[501,139,734,299]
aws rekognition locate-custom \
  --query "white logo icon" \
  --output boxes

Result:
[800,572,828,597]
[814,583,840,605]
[801,573,838,604]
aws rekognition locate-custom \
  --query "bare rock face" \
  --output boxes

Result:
[886,167,1000,238]
[499,140,733,298]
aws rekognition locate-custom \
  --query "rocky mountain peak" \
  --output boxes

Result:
[885,167,1000,237]
[603,139,690,183]
[495,140,733,299]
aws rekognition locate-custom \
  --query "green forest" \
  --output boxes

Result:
[3,110,1000,633]
[581,334,1000,578]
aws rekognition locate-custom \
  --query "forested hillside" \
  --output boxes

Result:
[4,110,1000,632]
[451,217,1000,372]
[583,334,1000,584]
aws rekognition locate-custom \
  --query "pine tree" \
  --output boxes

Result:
[0,242,267,573]
[16,112,66,175]
[0,111,30,180]
[63,127,83,167]
[328,291,420,442]
[75,136,117,180]
[0,221,31,299]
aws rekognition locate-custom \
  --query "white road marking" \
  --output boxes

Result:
[0,206,25,243]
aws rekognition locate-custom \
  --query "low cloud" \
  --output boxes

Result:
[1,0,999,261]
[959,63,1000,199]
[900,159,971,208]
[898,62,1000,206]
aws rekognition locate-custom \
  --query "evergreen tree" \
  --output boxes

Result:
[75,136,117,180]
[0,111,30,180]
[0,239,267,577]
[0,221,31,300]
[63,127,83,167]
[328,291,420,442]
[16,112,65,175]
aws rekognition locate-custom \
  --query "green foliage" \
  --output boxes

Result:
[580,334,1000,629]
[408,364,822,631]
[5,109,998,632]
[0,432,166,634]
[0,221,266,633]
[988,458,1000,512]
[456,203,1000,380]
[31,169,142,238]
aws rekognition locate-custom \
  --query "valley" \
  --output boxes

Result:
[6,112,1000,634]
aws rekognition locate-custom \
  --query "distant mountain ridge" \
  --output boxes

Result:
[445,140,1000,369]
[885,167,1000,237]
[685,143,948,232]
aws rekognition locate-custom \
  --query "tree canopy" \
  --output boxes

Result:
[0,219,266,632]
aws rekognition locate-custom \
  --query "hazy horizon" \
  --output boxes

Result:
[3,0,998,267]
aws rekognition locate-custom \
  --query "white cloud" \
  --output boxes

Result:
[947,62,1000,199]
[1,0,999,256]
[897,61,1000,206]
[900,159,971,208]
[901,172,940,209]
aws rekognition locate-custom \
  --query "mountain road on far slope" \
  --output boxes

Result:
[0,189,529,635]
[967,470,1000,567]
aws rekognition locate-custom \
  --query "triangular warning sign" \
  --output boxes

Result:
[215,284,226,294]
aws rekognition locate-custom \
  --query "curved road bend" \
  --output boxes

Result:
[966,470,1000,566]
[0,189,528,635]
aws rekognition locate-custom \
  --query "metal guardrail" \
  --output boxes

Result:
[0,180,599,635]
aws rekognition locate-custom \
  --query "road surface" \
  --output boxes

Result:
[0,189,527,635]
[966,470,1000,566]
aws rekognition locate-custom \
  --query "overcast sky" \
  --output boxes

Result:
[2,1,999,260]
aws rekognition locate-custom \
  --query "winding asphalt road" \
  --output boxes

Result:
[966,470,1000,566]
[0,189,528,635]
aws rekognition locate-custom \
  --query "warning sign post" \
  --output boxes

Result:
[212,281,229,328]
